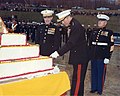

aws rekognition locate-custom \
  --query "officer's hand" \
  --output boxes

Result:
[50,51,59,58]
[104,58,110,64]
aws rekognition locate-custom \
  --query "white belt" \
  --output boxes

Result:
[92,42,108,46]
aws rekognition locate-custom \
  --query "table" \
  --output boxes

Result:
[0,72,70,96]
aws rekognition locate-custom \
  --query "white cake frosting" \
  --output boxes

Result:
[0,33,27,46]
[0,56,54,81]
[0,45,40,61]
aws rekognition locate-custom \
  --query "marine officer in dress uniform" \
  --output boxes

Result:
[89,14,114,95]
[35,9,61,56]
[50,9,89,96]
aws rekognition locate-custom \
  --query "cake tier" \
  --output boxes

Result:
[0,56,53,81]
[0,33,27,46]
[0,45,39,61]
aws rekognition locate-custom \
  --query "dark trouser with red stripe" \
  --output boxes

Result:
[91,59,107,95]
[70,63,88,96]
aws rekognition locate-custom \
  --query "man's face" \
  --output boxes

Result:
[98,20,107,28]
[62,17,69,27]
[43,16,53,25]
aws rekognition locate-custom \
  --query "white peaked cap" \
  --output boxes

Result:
[97,14,110,21]
[56,9,71,22]
[41,9,54,17]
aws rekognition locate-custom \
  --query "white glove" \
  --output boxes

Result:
[104,58,110,64]
[50,51,59,58]
[53,66,60,74]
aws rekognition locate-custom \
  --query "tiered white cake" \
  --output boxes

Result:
[0,33,57,82]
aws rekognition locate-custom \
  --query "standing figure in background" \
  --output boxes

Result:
[8,19,20,33]
[93,23,97,30]
[35,9,61,56]
[86,24,92,45]
[89,14,114,95]
[31,22,38,42]
[50,9,89,96]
